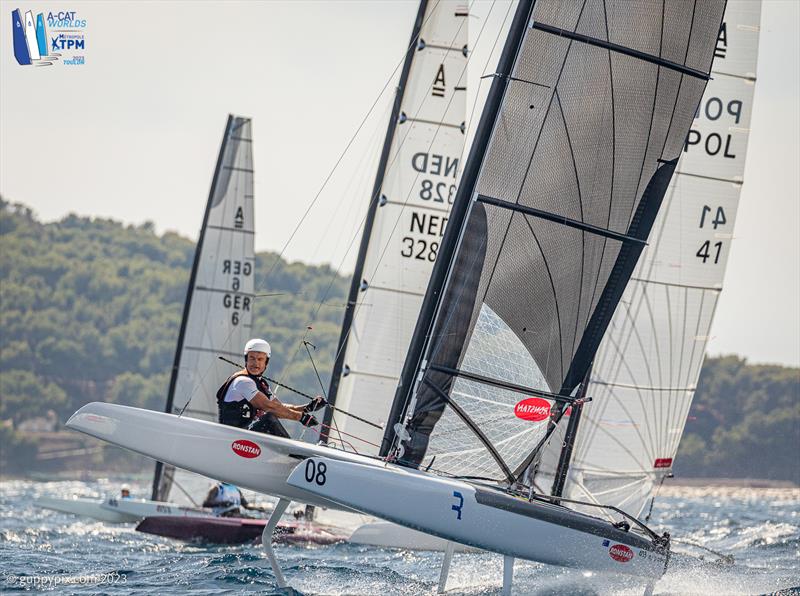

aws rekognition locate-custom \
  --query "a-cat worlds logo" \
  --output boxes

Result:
[11,8,87,67]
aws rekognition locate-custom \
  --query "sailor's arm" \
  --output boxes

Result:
[238,490,249,508]
[202,486,219,508]
[250,392,303,421]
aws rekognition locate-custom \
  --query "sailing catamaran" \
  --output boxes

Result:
[151,114,256,505]
[36,115,258,526]
[67,0,731,592]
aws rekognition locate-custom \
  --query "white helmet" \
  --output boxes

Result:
[244,338,271,358]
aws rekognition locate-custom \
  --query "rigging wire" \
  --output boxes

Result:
[256,0,454,401]
[174,3,449,420]
[295,0,501,397]
[176,1,511,462]
[256,0,450,290]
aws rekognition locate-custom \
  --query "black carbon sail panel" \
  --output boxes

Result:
[391,0,726,481]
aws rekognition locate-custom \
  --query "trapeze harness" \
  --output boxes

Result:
[216,371,290,438]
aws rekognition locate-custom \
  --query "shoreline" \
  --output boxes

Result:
[664,476,798,489]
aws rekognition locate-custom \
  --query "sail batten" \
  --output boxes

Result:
[476,194,647,244]
[530,22,710,80]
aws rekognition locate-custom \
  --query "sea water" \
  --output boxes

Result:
[1,478,797,595]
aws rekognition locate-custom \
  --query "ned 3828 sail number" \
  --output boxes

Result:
[401,212,447,262]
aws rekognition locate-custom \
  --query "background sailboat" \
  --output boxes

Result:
[326,0,469,456]
[532,0,762,519]
[152,114,256,503]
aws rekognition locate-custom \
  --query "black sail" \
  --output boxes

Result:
[385,0,726,482]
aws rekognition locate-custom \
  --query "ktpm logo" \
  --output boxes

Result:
[231,439,261,459]
[608,543,634,563]
[514,397,551,422]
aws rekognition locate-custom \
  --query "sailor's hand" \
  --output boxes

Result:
[299,412,319,427]
[303,396,327,413]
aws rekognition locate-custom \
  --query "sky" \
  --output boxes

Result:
[1,1,798,367]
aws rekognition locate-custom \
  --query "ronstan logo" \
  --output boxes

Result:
[231,439,261,458]
[514,397,551,422]
[608,544,634,562]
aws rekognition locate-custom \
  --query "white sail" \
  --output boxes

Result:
[154,115,255,501]
[329,1,468,453]
[172,117,255,420]
[24,11,41,61]
[536,1,762,517]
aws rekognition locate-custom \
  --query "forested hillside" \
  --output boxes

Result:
[1,198,798,482]
[677,356,799,482]
[0,197,347,471]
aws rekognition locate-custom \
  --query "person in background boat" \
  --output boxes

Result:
[120,484,132,499]
[216,338,326,437]
[202,482,257,517]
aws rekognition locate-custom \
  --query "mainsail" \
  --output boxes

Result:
[533,1,762,516]
[326,0,469,453]
[152,115,255,501]
[382,0,726,487]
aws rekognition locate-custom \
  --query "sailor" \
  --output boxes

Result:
[202,482,253,517]
[120,484,132,499]
[216,338,326,437]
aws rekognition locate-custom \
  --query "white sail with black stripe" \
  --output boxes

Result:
[381,0,727,491]
[326,0,469,454]
[533,1,762,517]
[152,115,255,501]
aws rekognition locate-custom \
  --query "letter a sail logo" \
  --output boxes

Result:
[24,10,40,60]
[36,13,48,56]
[12,9,31,65]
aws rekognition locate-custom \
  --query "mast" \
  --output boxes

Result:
[380,0,536,456]
[151,115,234,501]
[551,364,591,497]
[323,1,429,430]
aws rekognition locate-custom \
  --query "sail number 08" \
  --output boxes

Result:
[304,460,327,486]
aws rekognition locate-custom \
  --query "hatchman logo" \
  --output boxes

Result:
[11,8,87,67]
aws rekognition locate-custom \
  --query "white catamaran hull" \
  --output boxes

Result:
[288,457,668,579]
[68,402,667,577]
[35,495,217,523]
[67,402,381,510]
[34,496,141,523]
